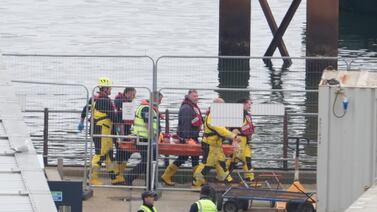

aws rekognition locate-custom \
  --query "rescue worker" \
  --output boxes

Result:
[192,98,240,188]
[87,77,122,185]
[189,185,217,212]
[112,87,137,184]
[137,191,158,212]
[114,87,136,135]
[124,91,163,185]
[161,89,202,186]
[229,98,256,182]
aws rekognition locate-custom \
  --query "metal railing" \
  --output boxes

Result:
[23,108,87,166]
[22,107,318,166]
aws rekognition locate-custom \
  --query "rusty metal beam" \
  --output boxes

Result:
[259,0,292,67]
[264,0,302,58]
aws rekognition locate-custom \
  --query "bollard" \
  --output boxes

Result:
[57,158,64,180]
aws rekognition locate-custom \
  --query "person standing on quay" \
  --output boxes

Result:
[111,87,137,184]
[161,89,203,186]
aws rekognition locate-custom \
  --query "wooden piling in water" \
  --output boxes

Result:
[306,0,339,73]
[218,0,251,102]
[305,0,339,152]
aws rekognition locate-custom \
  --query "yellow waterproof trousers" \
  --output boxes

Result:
[231,136,254,180]
[91,124,115,174]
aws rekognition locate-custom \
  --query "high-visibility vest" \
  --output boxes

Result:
[132,104,158,139]
[139,205,157,212]
[195,199,217,212]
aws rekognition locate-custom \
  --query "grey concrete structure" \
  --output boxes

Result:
[0,55,56,212]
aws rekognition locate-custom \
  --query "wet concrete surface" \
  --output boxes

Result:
[83,184,316,212]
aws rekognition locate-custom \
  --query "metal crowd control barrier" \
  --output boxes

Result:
[5,54,156,191]
[4,54,155,93]
[7,53,373,194]
[153,56,339,191]
[21,108,87,166]
[155,55,348,89]
[88,85,152,190]
[4,54,155,164]
[155,87,318,191]
[10,80,91,192]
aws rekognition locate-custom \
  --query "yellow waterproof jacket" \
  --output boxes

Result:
[203,113,236,146]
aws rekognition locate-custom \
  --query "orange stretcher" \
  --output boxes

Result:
[158,143,234,156]
[118,133,235,156]
[119,141,139,152]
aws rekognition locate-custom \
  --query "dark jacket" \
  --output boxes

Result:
[80,97,93,119]
[114,92,133,135]
[177,97,202,140]
[93,94,122,124]
[80,93,121,124]
[114,92,133,111]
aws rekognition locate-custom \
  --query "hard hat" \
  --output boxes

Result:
[98,77,112,87]
[141,191,158,200]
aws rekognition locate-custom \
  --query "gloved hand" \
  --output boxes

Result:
[78,120,84,131]
[115,127,121,134]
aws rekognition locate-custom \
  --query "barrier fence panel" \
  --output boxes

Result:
[10,81,90,187]
[3,54,155,191]
[155,87,318,191]
[4,54,154,162]
[3,54,154,89]
[88,85,152,190]
[154,56,339,190]
[11,81,90,165]
[7,54,373,193]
